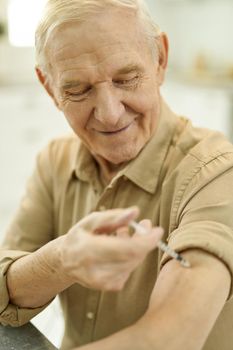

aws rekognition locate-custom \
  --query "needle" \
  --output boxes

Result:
[129,221,191,268]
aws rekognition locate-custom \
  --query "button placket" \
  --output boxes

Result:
[82,181,122,342]
[83,290,101,343]
[95,182,118,213]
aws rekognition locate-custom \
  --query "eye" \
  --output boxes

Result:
[66,86,92,101]
[113,76,139,88]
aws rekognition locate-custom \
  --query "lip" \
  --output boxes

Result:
[97,123,132,135]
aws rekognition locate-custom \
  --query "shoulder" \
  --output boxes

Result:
[164,119,233,217]
[36,133,81,182]
[172,118,233,179]
[161,117,233,237]
[175,117,233,161]
[44,133,80,157]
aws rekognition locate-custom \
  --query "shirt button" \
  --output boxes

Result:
[86,312,95,320]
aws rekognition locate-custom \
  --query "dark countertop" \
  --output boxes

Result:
[0,322,58,350]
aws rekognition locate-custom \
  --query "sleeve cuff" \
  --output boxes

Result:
[0,250,52,326]
[160,221,233,299]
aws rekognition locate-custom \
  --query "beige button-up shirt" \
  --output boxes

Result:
[1,101,233,349]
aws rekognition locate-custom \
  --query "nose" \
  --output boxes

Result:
[94,84,125,126]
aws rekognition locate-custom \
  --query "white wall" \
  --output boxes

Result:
[0,84,70,236]
[146,0,233,71]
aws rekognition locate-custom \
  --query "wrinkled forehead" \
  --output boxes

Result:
[45,7,151,71]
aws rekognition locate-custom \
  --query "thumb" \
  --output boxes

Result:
[77,207,139,234]
[132,222,164,244]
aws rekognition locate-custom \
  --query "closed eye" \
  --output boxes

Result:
[113,76,140,89]
[65,86,92,101]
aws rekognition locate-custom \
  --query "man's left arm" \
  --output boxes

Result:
[76,248,230,350]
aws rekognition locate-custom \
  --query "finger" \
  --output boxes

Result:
[132,219,152,236]
[138,219,152,230]
[150,227,164,241]
[131,221,163,242]
[89,228,163,262]
[131,226,164,252]
[77,207,139,231]
[93,207,139,234]
[116,225,130,238]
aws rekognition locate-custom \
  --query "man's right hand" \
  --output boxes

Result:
[57,207,163,291]
[6,207,163,310]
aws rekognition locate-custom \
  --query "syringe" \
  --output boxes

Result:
[129,221,191,268]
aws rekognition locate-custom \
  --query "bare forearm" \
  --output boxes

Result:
[76,250,230,350]
[7,236,73,308]
[74,309,202,350]
[75,322,150,350]
[74,312,202,350]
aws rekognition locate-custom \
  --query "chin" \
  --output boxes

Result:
[103,144,142,165]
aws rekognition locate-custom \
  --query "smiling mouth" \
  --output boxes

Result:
[98,124,131,135]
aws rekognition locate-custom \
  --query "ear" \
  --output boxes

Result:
[35,66,61,109]
[156,33,169,86]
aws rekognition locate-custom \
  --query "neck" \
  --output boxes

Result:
[93,155,127,186]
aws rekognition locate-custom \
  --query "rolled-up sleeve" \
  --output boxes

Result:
[0,250,51,326]
[161,153,233,298]
[0,143,55,326]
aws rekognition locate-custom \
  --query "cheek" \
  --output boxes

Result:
[62,103,89,131]
[129,82,160,113]
[133,92,160,124]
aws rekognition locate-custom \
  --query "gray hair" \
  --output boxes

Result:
[35,0,161,73]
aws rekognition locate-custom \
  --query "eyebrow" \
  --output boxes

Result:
[60,81,84,90]
[115,63,143,76]
[60,63,143,90]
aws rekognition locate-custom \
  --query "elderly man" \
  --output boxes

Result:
[1,1,233,349]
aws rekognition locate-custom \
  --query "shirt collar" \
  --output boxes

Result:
[72,99,178,193]
[118,99,178,194]
[73,142,99,183]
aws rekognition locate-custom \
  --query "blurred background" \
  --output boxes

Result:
[0,0,233,347]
